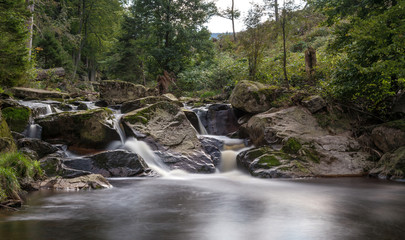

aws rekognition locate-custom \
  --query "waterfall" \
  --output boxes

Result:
[113,113,126,144]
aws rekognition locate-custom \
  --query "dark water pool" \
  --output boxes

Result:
[1,173,404,240]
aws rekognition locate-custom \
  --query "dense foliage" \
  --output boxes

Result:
[0,0,31,87]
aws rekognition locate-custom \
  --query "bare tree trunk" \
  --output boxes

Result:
[281,9,289,89]
[305,47,317,85]
[72,0,87,82]
[274,0,279,21]
[232,0,236,41]
[26,0,35,61]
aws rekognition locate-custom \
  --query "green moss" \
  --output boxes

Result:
[2,106,31,132]
[257,155,281,168]
[0,167,20,201]
[384,119,405,132]
[245,147,272,160]
[301,148,320,164]
[292,160,311,174]
[282,137,302,154]
[124,101,180,125]
[0,152,43,180]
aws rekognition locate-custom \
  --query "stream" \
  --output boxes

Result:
[0,100,405,240]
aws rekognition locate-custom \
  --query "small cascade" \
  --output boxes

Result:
[197,115,208,135]
[113,113,126,144]
[23,124,42,139]
[193,107,209,135]
[220,150,238,172]
[123,137,170,176]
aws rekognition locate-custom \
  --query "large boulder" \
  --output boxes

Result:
[301,95,326,113]
[369,147,405,180]
[11,87,69,100]
[122,101,215,173]
[36,108,120,150]
[371,120,405,153]
[205,104,240,135]
[100,80,146,105]
[17,138,58,159]
[0,112,16,152]
[37,174,112,190]
[121,96,183,114]
[229,80,285,113]
[63,150,151,177]
[241,106,373,177]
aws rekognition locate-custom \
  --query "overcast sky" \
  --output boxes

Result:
[206,0,305,33]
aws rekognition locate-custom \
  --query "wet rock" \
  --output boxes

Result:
[11,87,69,100]
[122,101,215,173]
[206,104,239,135]
[77,102,88,110]
[17,138,58,158]
[121,96,182,114]
[63,150,151,177]
[40,152,91,178]
[95,100,108,107]
[37,174,112,190]
[229,80,285,114]
[100,80,146,105]
[36,108,120,149]
[371,120,405,153]
[199,136,224,167]
[243,106,373,177]
[369,147,405,180]
[183,109,201,133]
[301,95,326,113]
[1,106,31,132]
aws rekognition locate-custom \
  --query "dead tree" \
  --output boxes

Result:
[305,47,317,84]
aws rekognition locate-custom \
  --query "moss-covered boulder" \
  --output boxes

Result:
[371,120,405,153]
[1,106,31,132]
[100,80,146,105]
[229,80,286,113]
[242,106,373,177]
[301,95,326,113]
[370,147,405,180]
[36,108,120,150]
[121,96,183,114]
[0,112,16,153]
[122,101,215,173]
[11,87,69,100]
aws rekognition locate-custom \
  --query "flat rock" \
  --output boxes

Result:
[11,87,69,100]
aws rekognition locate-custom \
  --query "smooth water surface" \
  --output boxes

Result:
[1,175,404,240]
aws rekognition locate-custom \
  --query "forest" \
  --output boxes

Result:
[0,0,403,117]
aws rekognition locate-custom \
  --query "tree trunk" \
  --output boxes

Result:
[26,0,34,61]
[282,9,289,89]
[275,0,279,21]
[232,0,236,41]
[72,0,86,82]
[305,47,317,84]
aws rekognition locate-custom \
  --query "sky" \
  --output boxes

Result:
[205,0,305,33]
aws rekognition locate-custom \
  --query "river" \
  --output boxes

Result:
[1,175,405,240]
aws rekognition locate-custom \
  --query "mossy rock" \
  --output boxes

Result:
[0,112,16,152]
[383,119,405,132]
[123,101,181,125]
[282,137,302,154]
[257,155,282,168]
[121,96,183,114]
[229,80,285,113]
[2,106,31,132]
[370,147,405,179]
[36,108,119,150]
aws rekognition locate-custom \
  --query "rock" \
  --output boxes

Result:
[229,80,285,113]
[206,104,239,135]
[122,101,215,173]
[183,109,201,133]
[301,95,326,113]
[100,80,146,105]
[371,120,405,153]
[0,112,16,152]
[369,147,405,180]
[242,106,373,177]
[199,136,224,167]
[1,106,31,132]
[40,152,91,178]
[36,108,120,150]
[95,100,108,107]
[37,174,112,190]
[162,93,179,101]
[11,87,69,100]
[17,138,58,158]
[63,150,151,177]
[121,96,182,114]
[77,102,88,110]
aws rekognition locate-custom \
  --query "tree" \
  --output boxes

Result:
[279,0,295,88]
[264,0,279,21]
[0,0,31,87]
[240,3,267,81]
[107,0,217,84]
[311,0,405,114]
[219,0,241,41]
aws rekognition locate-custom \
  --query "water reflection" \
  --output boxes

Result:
[1,177,405,240]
